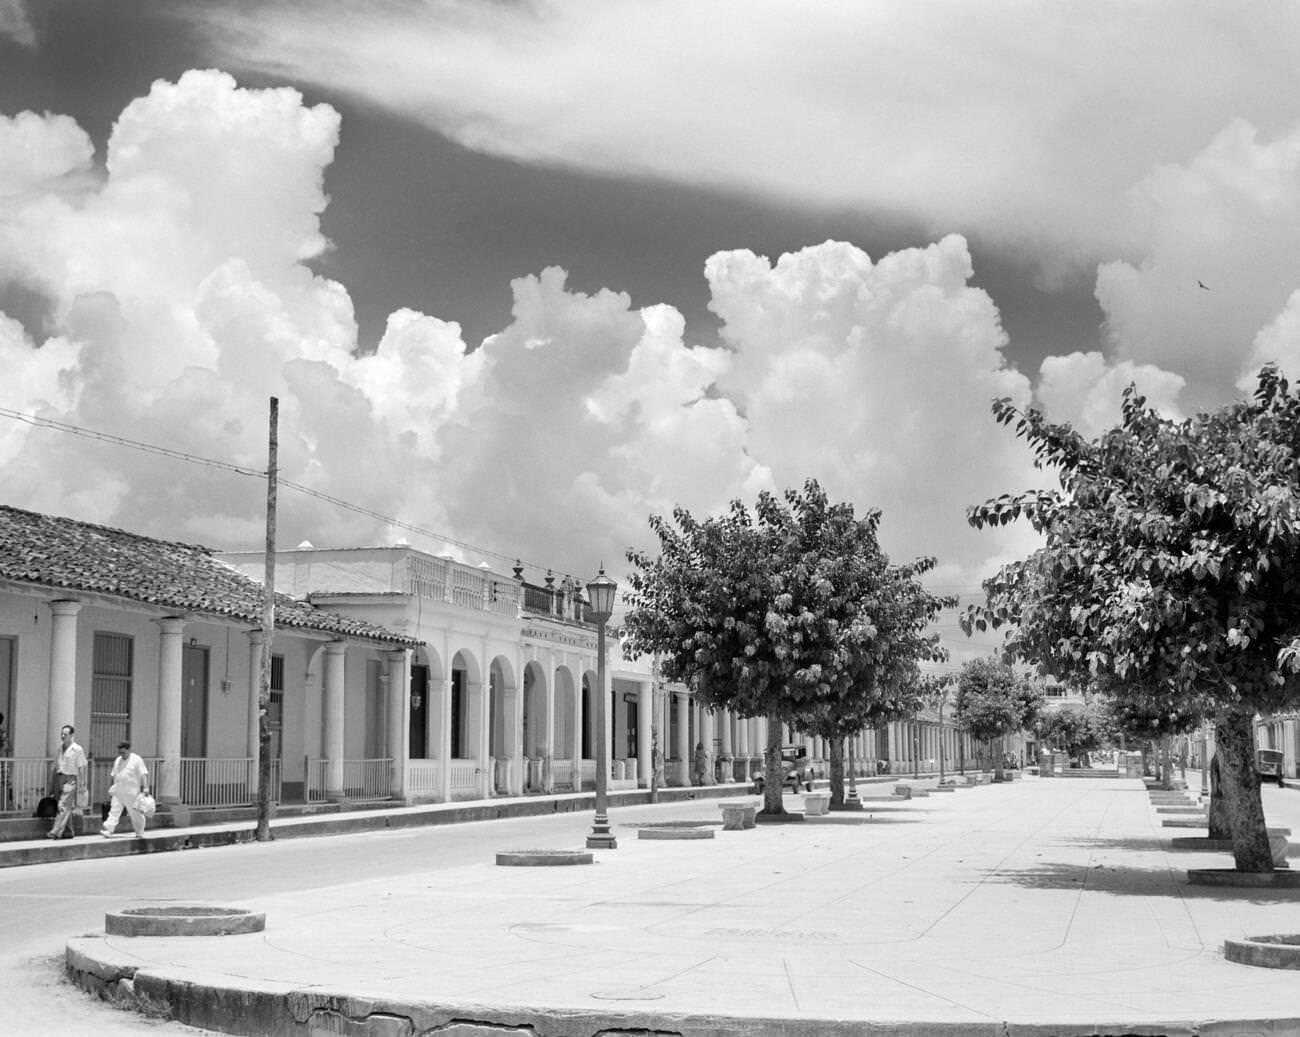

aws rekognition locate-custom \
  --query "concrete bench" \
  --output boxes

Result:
[893,784,912,800]
[803,792,831,816]
[719,802,758,831]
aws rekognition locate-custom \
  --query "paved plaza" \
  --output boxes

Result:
[61,776,1300,1036]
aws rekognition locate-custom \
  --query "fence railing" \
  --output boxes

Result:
[550,760,575,792]
[405,759,441,799]
[2,757,53,814]
[448,760,478,796]
[305,758,394,802]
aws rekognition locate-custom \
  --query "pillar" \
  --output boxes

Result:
[323,641,347,801]
[438,671,453,801]
[155,617,185,804]
[675,693,690,765]
[46,601,82,752]
[636,682,653,786]
[246,630,264,795]
[386,649,409,799]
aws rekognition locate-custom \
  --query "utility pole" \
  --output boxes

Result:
[256,397,278,842]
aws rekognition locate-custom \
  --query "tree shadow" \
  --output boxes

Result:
[978,860,1300,902]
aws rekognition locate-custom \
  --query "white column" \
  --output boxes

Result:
[323,641,347,800]
[636,681,653,786]
[46,601,82,752]
[386,649,409,799]
[719,708,733,781]
[475,679,491,797]
[438,672,453,801]
[675,693,690,767]
[246,630,264,795]
[699,707,715,784]
[156,617,185,804]
[543,654,556,793]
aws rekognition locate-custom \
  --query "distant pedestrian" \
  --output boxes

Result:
[693,742,708,786]
[102,741,150,838]
[46,724,87,839]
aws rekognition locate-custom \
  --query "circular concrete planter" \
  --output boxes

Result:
[638,826,715,840]
[1187,869,1300,888]
[1224,934,1300,969]
[495,849,594,866]
[105,905,265,937]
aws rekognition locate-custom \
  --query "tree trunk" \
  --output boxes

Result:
[761,714,785,815]
[1207,753,1231,841]
[829,734,845,808]
[993,735,1005,782]
[1159,734,1174,790]
[1215,707,1273,873]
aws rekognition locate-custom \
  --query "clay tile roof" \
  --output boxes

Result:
[0,505,420,647]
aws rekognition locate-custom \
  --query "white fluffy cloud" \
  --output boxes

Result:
[1036,353,1186,437]
[195,1,1300,275]
[1096,120,1300,407]
[0,72,1048,675]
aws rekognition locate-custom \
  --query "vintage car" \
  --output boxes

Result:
[1256,748,1286,788]
[751,745,815,794]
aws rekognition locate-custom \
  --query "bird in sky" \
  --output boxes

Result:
[1198,280,1211,291]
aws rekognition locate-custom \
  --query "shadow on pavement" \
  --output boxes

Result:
[980,861,1300,902]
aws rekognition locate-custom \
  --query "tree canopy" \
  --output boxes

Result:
[953,657,1043,747]
[622,478,952,810]
[963,365,1300,871]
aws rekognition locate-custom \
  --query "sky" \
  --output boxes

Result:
[3,1,1300,670]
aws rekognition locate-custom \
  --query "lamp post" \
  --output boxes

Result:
[586,567,618,850]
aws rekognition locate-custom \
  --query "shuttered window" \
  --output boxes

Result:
[90,632,132,759]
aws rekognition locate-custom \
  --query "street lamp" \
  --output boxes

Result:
[586,567,618,850]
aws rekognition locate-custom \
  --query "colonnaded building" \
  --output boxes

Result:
[0,504,977,826]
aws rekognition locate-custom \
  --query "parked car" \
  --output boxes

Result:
[1256,748,1286,788]
[751,745,815,794]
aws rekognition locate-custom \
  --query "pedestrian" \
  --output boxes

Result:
[693,741,708,786]
[46,724,87,839]
[102,741,150,838]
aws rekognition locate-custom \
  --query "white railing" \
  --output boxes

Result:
[343,758,393,801]
[305,758,393,802]
[2,757,53,814]
[178,757,255,808]
[405,556,522,616]
[406,759,442,799]
[305,757,330,802]
[449,760,478,796]
[551,760,575,792]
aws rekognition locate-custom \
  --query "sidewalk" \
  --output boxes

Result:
[63,776,1300,1036]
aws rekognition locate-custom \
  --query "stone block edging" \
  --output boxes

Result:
[495,849,594,866]
[638,826,715,840]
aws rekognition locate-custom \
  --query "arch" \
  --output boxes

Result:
[488,655,518,794]
[449,649,482,761]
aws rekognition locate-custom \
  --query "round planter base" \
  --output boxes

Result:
[105,905,265,937]
[1224,934,1300,969]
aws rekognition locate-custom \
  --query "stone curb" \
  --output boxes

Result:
[65,938,1300,1037]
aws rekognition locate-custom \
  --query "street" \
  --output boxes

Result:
[4,778,1300,1035]
[0,795,748,1036]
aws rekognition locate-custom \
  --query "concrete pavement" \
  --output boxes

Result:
[61,776,1300,1036]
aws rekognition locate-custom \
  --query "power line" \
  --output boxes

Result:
[1,407,564,578]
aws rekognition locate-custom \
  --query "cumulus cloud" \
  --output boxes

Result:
[192,1,1300,276]
[1096,119,1300,407]
[1036,352,1186,437]
[0,71,1051,671]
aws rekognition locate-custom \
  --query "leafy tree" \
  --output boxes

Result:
[1038,705,1106,764]
[953,658,1043,780]
[964,366,1300,872]
[622,479,951,815]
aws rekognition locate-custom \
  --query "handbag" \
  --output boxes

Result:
[136,792,157,817]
